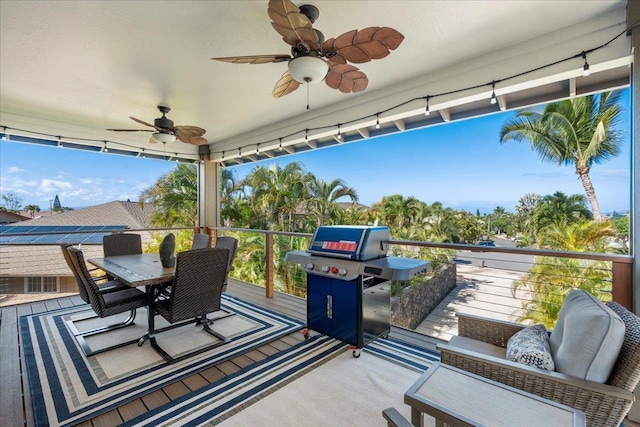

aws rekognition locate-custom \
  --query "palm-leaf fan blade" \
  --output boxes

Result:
[323,27,404,65]
[174,125,207,145]
[325,63,368,93]
[212,54,291,64]
[268,0,319,49]
[129,116,161,130]
[272,70,301,97]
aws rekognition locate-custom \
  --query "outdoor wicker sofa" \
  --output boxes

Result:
[437,293,640,427]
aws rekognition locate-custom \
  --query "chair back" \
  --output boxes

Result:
[606,302,640,392]
[60,242,90,304]
[66,246,106,316]
[215,236,238,282]
[191,233,212,249]
[166,248,228,324]
[103,233,142,257]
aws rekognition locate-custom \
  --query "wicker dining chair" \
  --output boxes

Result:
[103,233,142,257]
[438,301,640,427]
[60,243,128,302]
[191,233,212,249]
[214,236,238,292]
[146,247,230,363]
[66,246,148,356]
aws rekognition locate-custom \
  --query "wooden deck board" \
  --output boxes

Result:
[0,306,23,427]
[118,399,148,422]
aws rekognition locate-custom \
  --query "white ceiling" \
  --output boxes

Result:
[0,1,630,163]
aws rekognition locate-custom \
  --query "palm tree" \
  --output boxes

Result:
[500,91,624,220]
[305,176,358,227]
[139,163,198,226]
[241,162,310,232]
[534,191,592,233]
[512,220,616,327]
[24,204,40,218]
[514,193,541,242]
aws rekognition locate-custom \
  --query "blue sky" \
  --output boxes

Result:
[0,89,631,215]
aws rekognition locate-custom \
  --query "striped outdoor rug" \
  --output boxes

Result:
[124,334,439,426]
[20,294,303,426]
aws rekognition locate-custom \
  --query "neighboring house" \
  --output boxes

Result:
[0,201,156,295]
[0,210,30,224]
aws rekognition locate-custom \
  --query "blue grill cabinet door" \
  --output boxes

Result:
[307,275,360,346]
[307,275,332,337]
[331,280,358,344]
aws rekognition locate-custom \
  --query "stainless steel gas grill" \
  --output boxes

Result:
[285,225,430,357]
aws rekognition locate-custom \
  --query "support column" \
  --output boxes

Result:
[625,4,640,423]
[198,145,220,229]
[628,0,639,314]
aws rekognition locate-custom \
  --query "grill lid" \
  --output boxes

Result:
[308,225,390,261]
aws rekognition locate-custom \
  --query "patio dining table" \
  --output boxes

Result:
[88,253,175,345]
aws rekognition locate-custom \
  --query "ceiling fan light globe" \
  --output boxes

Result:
[288,56,328,84]
[153,132,176,144]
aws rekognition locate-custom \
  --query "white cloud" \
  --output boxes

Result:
[5,166,25,173]
[39,178,73,193]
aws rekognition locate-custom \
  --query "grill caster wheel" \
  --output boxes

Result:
[382,333,389,339]
[352,349,361,358]
[302,328,309,339]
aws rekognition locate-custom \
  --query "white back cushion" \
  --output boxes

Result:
[549,289,625,383]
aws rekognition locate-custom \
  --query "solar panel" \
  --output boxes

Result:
[0,225,129,245]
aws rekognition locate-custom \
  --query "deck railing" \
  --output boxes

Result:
[0,226,634,316]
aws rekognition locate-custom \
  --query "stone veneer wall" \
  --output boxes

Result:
[390,263,457,330]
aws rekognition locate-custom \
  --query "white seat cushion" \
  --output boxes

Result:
[549,289,625,383]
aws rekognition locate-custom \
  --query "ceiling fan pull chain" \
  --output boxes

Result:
[305,77,311,110]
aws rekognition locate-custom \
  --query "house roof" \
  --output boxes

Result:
[0,201,157,277]
[17,201,155,228]
[0,210,30,224]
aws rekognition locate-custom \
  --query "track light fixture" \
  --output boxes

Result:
[256,144,260,155]
[305,129,308,142]
[337,124,342,140]
[582,51,590,77]
[424,96,430,116]
[238,147,241,157]
[375,114,381,129]
[279,138,283,150]
[175,153,179,162]
[490,82,497,105]
[103,141,108,152]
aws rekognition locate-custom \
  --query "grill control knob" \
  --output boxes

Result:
[321,265,330,273]
[305,263,314,271]
[330,267,339,274]
[338,268,347,277]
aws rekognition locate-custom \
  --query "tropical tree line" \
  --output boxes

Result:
[139,90,628,319]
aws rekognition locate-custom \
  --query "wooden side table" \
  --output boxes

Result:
[404,362,585,427]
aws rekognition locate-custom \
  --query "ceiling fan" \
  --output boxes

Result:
[107,105,207,145]
[212,0,404,98]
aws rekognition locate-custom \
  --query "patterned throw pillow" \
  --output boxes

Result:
[506,324,555,371]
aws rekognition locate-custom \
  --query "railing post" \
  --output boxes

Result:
[612,260,632,310]
[205,226,217,242]
[265,232,274,298]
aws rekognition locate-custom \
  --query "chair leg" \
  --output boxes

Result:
[72,309,141,357]
[68,309,137,337]
[146,308,173,362]
[147,313,230,364]
[201,314,230,343]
